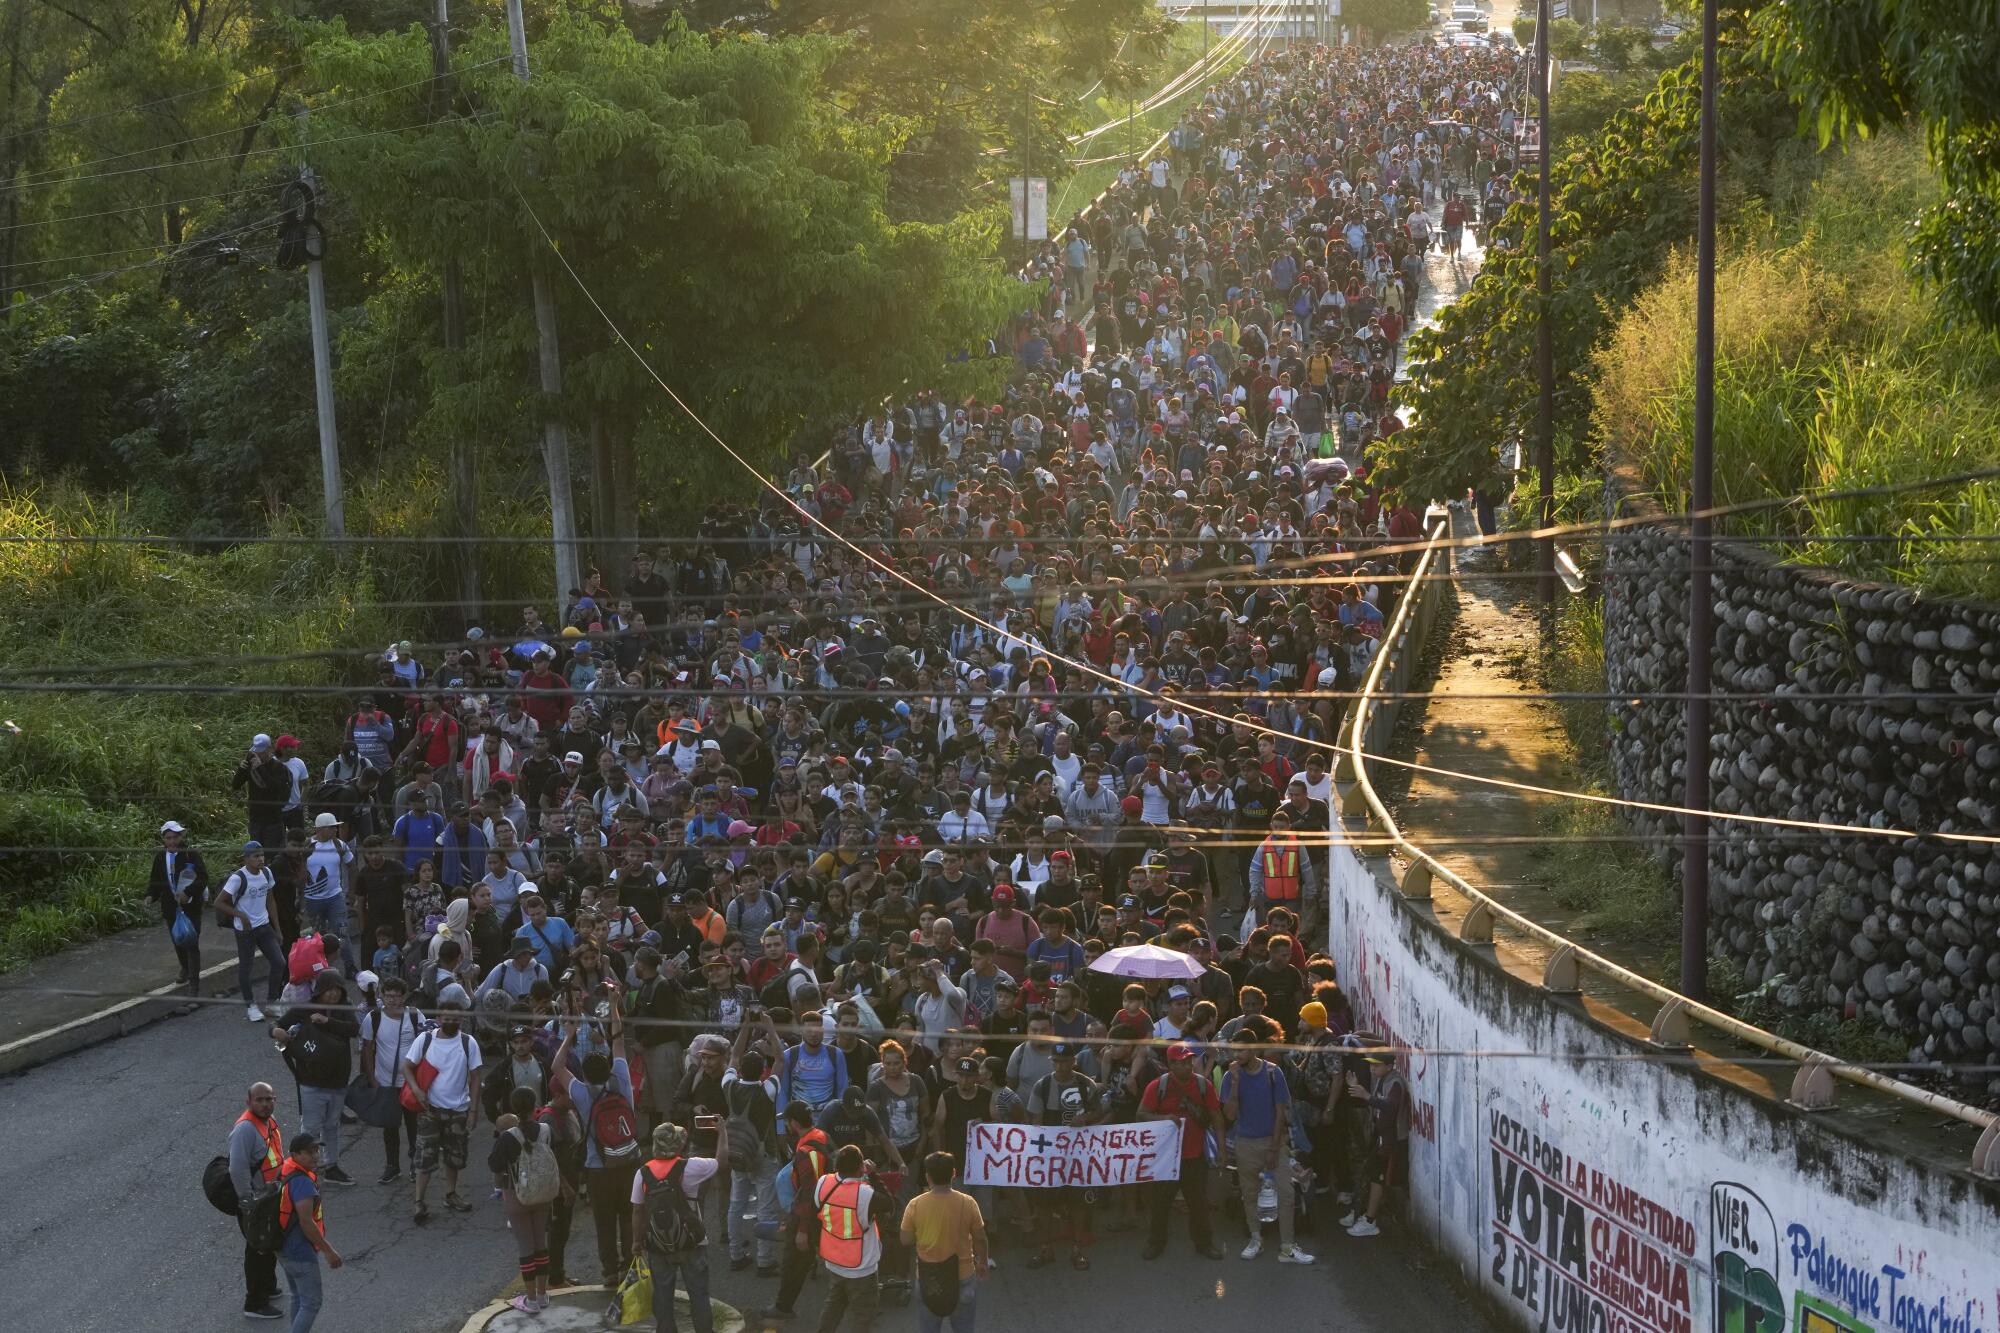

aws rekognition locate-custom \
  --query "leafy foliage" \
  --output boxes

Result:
[1754,0,2000,339]
[1344,0,1431,40]
[1380,29,1796,497]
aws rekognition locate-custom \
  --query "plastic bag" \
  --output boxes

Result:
[169,910,198,947]
[607,1256,651,1327]
[1237,904,1258,940]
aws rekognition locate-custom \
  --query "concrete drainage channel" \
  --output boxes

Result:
[0,959,235,1077]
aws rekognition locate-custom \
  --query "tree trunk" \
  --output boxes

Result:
[528,257,580,606]
[589,411,615,578]
[441,256,480,617]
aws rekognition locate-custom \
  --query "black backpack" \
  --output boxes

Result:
[241,1171,290,1254]
[201,1155,241,1216]
[641,1157,706,1254]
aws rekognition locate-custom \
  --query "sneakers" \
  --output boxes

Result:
[1338,1210,1360,1228]
[729,1256,753,1272]
[1240,1236,1264,1260]
[246,1004,265,1023]
[322,1166,355,1186]
[1198,1243,1226,1260]
[242,1305,282,1320]
[1346,1218,1381,1238]
[378,1166,401,1185]
[1278,1245,1316,1265]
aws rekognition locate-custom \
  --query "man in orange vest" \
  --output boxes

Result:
[1248,808,1319,925]
[810,1145,881,1331]
[762,1102,835,1324]
[227,1082,285,1319]
[275,1131,342,1332]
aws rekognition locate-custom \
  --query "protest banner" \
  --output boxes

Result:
[961,1120,1183,1188]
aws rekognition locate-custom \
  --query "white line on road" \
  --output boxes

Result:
[0,959,234,1058]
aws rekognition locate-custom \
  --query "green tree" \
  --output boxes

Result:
[1588,22,1650,72]
[1755,0,2000,338]
[303,6,1017,516]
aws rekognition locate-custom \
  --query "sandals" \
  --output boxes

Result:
[1070,1248,1091,1271]
[445,1192,473,1214]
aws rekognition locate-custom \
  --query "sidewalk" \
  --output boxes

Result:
[0,921,233,1075]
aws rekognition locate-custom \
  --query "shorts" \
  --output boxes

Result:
[1364,1138,1407,1190]
[415,1107,469,1172]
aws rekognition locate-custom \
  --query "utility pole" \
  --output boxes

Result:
[504,0,582,607]
[293,105,344,538]
[431,0,479,616]
[1534,0,1554,616]
[1681,0,1719,1002]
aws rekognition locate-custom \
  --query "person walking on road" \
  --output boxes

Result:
[1138,1043,1226,1262]
[404,986,483,1224]
[276,1131,343,1333]
[148,819,209,994]
[229,1082,286,1320]
[270,971,360,1186]
[553,994,641,1288]
[899,1151,988,1333]
[217,841,287,1022]
[1221,1020,1313,1266]
[629,1120,725,1333]
[810,1144,881,1332]
[491,1086,559,1315]
[358,976,424,1184]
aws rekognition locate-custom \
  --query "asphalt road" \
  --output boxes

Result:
[0,995,1492,1333]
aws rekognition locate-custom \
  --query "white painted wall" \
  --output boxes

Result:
[1325,843,2000,1333]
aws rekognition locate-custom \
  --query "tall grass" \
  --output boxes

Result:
[1592,132,2000,598]
[0,485,406,966]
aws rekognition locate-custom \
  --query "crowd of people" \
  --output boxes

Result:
[185,33,1519,1333]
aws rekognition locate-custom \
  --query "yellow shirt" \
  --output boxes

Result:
[900,1188,985,1280]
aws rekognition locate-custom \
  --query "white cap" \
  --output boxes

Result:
[700,738,722,751]
[1317,666,1340,687]
[159,820,186,835]
[564,750,584,764]
[251,733,272,751]
[355,970,380,991]
[313,811,339,828]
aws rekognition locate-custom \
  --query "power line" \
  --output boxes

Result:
[0,59,317,150]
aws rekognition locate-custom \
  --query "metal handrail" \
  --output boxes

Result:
[1344,516,2000,1160]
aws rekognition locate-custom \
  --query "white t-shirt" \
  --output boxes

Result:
[630,1155,721,1204]
[282,756,308,811]
[410,1027,482,1111]
[303,838,352,902]
[361,1008,424,1087]
[223,867,277,931]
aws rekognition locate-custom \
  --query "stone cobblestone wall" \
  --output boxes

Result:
[1601,506,2000,1092]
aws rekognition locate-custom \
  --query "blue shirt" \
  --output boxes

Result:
[1222,1061,1291,1140]
[393,811,445,873]
[566,1058,634,1170]
[781,1042,846,1109]
[279,1171,321,1262]
[436,823,490,888]
[1025,936,1086,986]
[516,916,577,969]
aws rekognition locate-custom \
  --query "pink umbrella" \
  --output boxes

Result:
[1088,942,1203,980]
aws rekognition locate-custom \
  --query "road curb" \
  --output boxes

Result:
[0,960,233,1077]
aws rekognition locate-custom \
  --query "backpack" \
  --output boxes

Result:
[241,1172,290,1254]
[641,1157,707,1253]
[509,1124,562,1206]
[587,1081,641,1166]
[202,1155,241,1216]
[723,1081,765,1174]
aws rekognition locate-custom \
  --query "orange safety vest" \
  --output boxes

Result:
[1260,838,1301,902]
[814,1175,873,1268]
[237,1109,283,1184]
[689,908,727,946]
[275,1157,323,1241]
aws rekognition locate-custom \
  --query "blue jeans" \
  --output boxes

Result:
[298,1085,346,1169]
[649,1246,713,1333]
[728,1166,775,1267]
[302,893,356,969]
[917,1274,979,1333]
[279,1252,322,1333]
[235,923,286,1005]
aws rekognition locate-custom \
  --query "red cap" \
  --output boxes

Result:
[1050,850,1073,862]
[1120,794,1143,815]
[1165,1042,1197,1063]
[274,734,299,751]
[991,885,1016,903]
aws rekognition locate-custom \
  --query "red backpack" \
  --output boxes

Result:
[587,1082,640,1166]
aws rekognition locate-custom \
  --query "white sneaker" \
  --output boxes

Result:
[246,1004,265,1023]
[1339,1210,1359,1227]
[1347,1218,1381,1238]
[1240,1236,1263,1260]
[1278,1245,1316,1265]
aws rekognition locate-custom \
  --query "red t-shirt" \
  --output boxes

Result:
[1141,1071,1218,1159]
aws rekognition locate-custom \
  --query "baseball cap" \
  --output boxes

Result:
[1165,1042,1196,1063]
[510,935,536,956]
[1042,815,1067,833]
[1049,849,1073,862]
[991,885,1016,904]
[563,750,584,764]
[1120,794,1143,815]
[1166,985,1191,1001]
[159,820,186,834]
[1118,894,1139,909]
[1050,1042,1079,1060]
[922,849,945,864]
[313,811,339,829]
[250,733,273,752]
[288,1132,321,1153]
[955,1057,981,1074]
[242,840,264,854]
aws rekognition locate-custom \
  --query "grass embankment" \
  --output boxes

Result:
[0,489,399,965]
[1052,20,1247,226]
[1599,132,2000,600]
